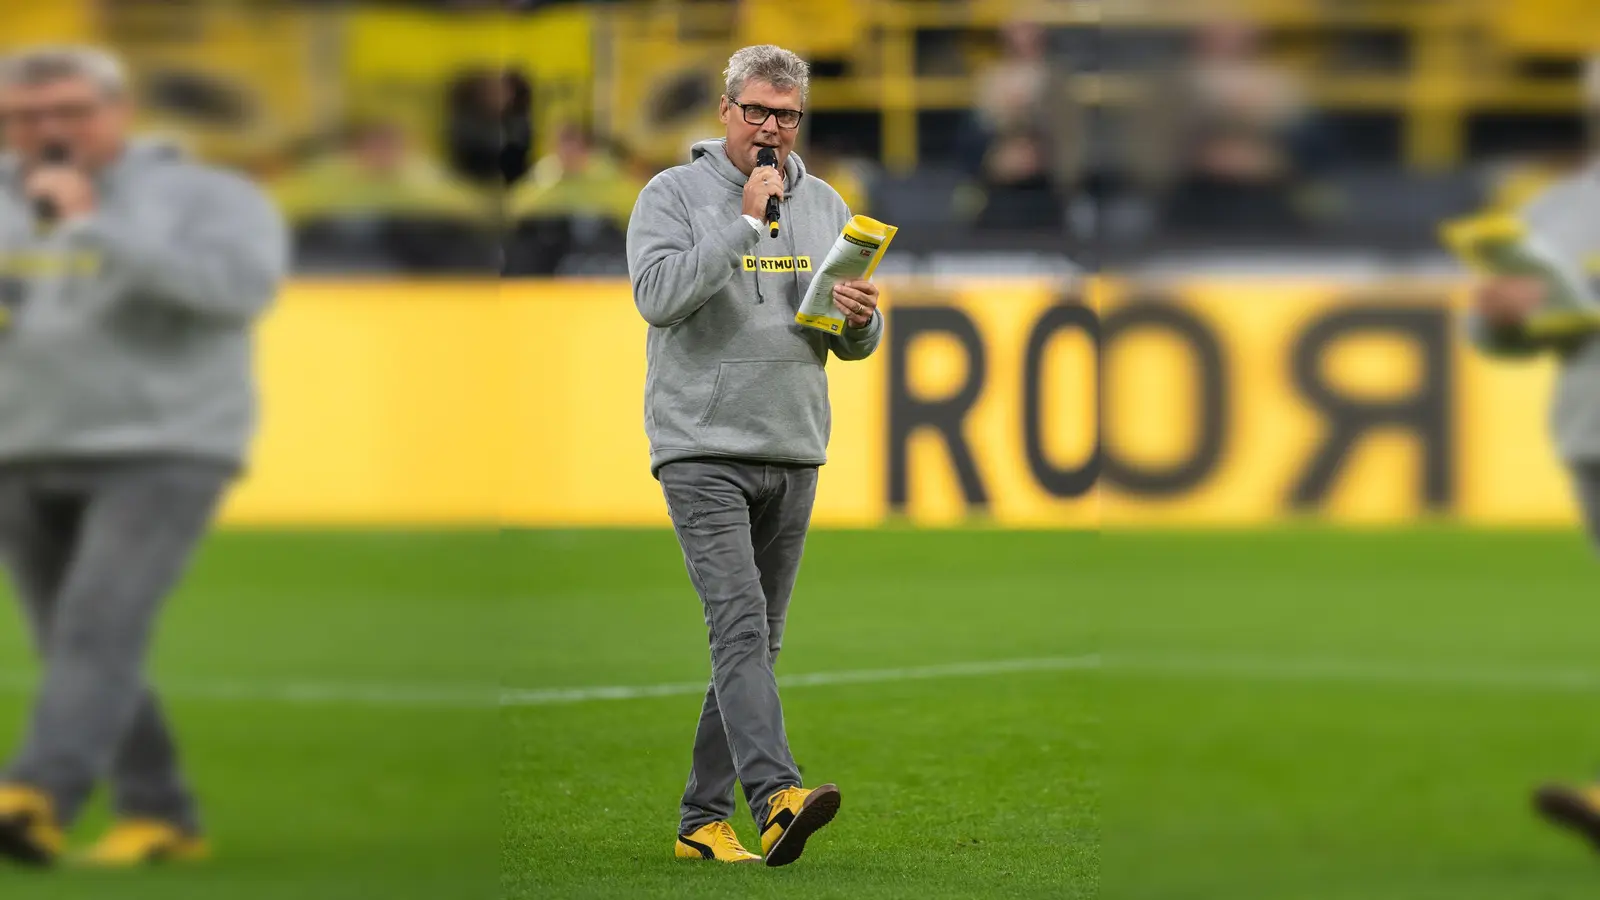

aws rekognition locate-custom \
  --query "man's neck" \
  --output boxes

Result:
[86,142,129,174]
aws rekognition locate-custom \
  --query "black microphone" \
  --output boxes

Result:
[756,147,780,238]
[32,142,72,227]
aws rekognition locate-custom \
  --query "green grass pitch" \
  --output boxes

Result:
[520,527,1600,900]
[513,529,1097,900]
[0,532,504,900]
[1100,528,1600,899]
[1,528,1597,898]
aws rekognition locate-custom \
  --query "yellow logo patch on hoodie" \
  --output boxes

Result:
[0,249,102,279]
[742,256,811,273]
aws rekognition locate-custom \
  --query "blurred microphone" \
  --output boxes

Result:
[32,142,71,227]
[756,147,780,238]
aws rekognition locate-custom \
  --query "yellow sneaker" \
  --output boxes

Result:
[674,820,761,862]
[0,783,63,866]
[78,819,209,867]
[759,783,841,867]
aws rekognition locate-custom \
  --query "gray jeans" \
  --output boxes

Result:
[659,459,817,833]
[1575,462,1600,550]
[0,458,230,831]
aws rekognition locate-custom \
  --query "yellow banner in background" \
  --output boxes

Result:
[1100,281,1570,526]
[220,278,1579,528]
[223,282,512,525]
[344,7,593,159]
[0,4,94,51]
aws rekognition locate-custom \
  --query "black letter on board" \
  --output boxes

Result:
[1022,302,1100,498]
[1289,306,1453,510]
[887,307,989,511]
[1101,301,1228,496]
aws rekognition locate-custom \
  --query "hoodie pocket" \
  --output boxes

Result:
[696,359,830,454]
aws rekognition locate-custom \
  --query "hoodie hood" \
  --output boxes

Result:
[689,138,807,196]
[0,137,185,185]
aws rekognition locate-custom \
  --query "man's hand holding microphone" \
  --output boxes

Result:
[26,144,95,228]
[742,149,783,235]
[742,147,878,329]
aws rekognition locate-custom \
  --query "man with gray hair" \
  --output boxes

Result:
[628,44,883,867]
[0,46,285,866]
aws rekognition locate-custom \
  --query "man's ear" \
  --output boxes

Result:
[718,95,729,125]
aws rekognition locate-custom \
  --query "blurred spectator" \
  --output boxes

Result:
[960,19,1079,231]
[270,120,492,272]
[1159,20,1326,235]
[802,139,872,215]
[509,123,641,228]
[447,69,532,187]
[503,123,641,276]
[974,19,1053,139]
[976,128,1063,230]
[612,137,665,187]
[272,120,487,224]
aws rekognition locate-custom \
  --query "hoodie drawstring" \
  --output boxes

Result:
[754,229,764,304]
[759,167,797,308]
[786,195,801,308]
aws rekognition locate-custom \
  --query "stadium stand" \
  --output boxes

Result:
[22,0,1593,275]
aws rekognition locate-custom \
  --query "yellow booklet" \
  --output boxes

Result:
[795,215,898,335]
[1440,213,1600,340]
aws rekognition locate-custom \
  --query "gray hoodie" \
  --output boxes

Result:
[0,140,287,467]
[1466,162,1600,463]
[627,139,883,475]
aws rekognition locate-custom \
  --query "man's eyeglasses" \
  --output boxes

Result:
[0,102,100,127]
[728,98,804,130]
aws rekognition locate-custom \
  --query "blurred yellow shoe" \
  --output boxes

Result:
[0,783,63,865]
[673,820,761,862]
[1536,783,1600,851]
[760,783,841,867]
[79,819,209,867]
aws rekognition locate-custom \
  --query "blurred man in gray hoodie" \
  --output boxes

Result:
[1462,55,1600,855]
[0,46,286,866]
[628,45,882,868]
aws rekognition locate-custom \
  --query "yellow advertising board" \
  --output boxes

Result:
[1099,280,1570,527]
[222,281,512,525]
[219,277,1579,529]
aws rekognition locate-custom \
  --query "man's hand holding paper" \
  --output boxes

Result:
[1474,275,1547,329]
[831,279,878,329]
[795,214,897,335]
[1442,213,1600,344]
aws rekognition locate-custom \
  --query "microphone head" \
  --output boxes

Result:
[32,143,70,227]
[756,146,777,168]
[40,143,71,165]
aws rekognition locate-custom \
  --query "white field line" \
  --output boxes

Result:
[0,652,1594,709]
[1109,654,1600,693]
[504,655,1102,706]
[0,672,501,709]
[509,653,1600,707]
